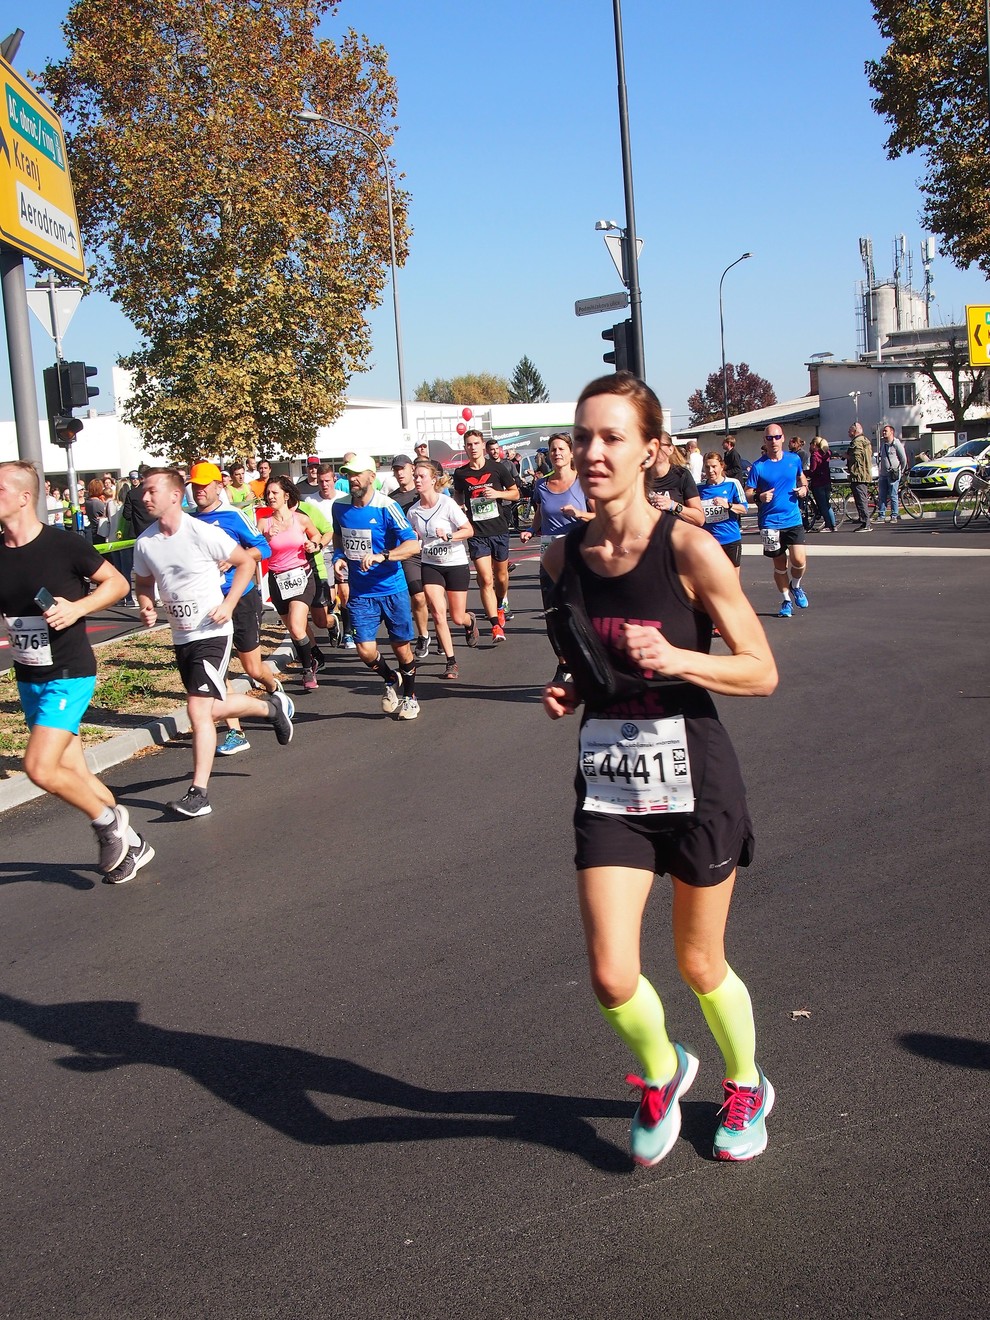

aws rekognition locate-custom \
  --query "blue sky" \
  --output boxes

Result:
[4,0,990,430]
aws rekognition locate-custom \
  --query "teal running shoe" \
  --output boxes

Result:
[626,1043,699,1167]
[714,1070,775,1161]
[778,600,793,618]
[791,585,809,609]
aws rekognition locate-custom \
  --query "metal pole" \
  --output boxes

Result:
[1,242,47,519]
[296,111,408,435]
[718,253,752,438]
[44,275,81,514]
[612,0,644,380]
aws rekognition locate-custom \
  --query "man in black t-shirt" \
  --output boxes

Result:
[452,430,519,643]
[721,436,747,486]
[0,461,154,884]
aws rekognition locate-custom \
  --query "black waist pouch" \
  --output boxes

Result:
[545,566,654,709]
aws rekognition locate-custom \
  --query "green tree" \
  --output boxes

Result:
[687,363,777,426]
[39,0,408,462]
[508,355,549,403]
[415,373,511,404]
[868,2,990,274]
[415,378,454,404]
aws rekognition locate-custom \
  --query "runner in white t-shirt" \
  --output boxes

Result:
[133,469,294,818]
[407,459,479,679]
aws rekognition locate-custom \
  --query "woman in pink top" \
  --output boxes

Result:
[259,476,325,692]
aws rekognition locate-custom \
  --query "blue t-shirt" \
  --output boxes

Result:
[697,479,748,545]
[531,475,589,536]
[332,491,417,599]
[194,504,270,595]
[747,453,803,529]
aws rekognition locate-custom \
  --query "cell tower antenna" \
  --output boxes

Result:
[921,236,937,322]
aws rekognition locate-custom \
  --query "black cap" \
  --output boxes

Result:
[391,453,414,467]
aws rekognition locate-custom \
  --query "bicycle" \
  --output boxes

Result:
[844,476,922,524]
[802,487,847,531]
[952,462,990,528]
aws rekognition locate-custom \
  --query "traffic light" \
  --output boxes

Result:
[52,416,84,448]
[43,363,66,419]
[65,361,99,409]
[602,320,631,372]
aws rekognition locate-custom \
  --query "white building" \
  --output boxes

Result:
[812,325,990,460]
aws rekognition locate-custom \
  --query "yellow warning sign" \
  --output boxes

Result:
[0,55,87,281]
[965,304,990,367]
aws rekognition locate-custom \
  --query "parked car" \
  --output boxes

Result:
[908,439,990,495]
[828,442,879,484]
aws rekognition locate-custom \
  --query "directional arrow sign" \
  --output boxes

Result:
[966,304,990,367]
[0,54,87,281]
[575,291,630,318]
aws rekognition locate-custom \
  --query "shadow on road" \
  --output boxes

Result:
[0,862,96,890]
[900,1031,990,1071]
[0,991,631,1171]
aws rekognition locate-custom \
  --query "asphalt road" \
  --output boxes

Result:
[1,522,988,1319]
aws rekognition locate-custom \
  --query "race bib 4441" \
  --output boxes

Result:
[580,715,695,815]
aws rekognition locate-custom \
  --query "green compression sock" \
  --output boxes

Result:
[694,964,759,1086]
[598,974,678,1083]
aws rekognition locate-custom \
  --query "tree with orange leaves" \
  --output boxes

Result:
[40,0,409,462]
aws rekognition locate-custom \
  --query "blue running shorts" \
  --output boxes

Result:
[18,675,97,734]
[349,591,415,644]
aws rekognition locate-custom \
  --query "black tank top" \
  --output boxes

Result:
[565,515,747,820]
[564,514,714,720]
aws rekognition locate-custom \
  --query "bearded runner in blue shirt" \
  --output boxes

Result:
[190,461,291,757]
[331,453,423,721]
[745,426,809,618]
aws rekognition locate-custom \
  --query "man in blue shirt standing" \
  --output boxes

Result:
[331,453,423,720]
[746,426,809,619]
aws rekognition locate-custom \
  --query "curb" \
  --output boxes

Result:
[0,641,294,817]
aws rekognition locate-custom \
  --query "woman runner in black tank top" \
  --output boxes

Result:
[542,371,779,1169]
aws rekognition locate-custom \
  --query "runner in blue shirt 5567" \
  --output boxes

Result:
[697,451,749,572]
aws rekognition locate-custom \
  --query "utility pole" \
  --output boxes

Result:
[611,0,645,380]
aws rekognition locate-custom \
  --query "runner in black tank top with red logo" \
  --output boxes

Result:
[542,371,779,1169]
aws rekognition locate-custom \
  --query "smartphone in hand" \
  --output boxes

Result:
[34,588,56,612]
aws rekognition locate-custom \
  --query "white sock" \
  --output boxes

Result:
[91,806,115,827]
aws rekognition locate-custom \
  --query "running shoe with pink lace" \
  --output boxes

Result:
[714,1069,775,1161]
[626,1043,698,1167]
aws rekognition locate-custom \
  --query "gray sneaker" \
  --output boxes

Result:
[92,805,130,874]
[266,690,294,745]
[381,680,401,715]
[167,786,212,818]
[102,836,155,885]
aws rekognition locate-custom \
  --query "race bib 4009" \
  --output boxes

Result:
[580,715,695,815]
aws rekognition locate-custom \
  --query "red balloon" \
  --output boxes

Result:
[455,422,467,435]
[461,407,473,421]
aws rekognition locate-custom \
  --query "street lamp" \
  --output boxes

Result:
[719,252,753,439]
[295,108,408,434]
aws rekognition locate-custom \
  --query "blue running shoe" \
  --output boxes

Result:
[714,1069,775,1162]
[791,585,809,609]
[778,600,793,618]
[217,729,250,756]
[626,1043,699,1167]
